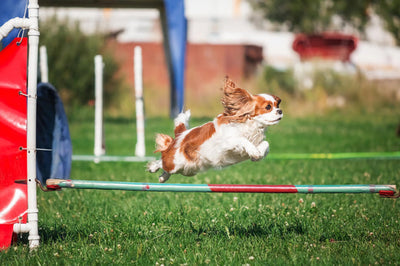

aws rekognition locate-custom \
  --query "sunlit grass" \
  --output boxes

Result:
[1,111,399,264]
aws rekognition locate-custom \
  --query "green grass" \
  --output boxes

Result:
[2,111,400,265]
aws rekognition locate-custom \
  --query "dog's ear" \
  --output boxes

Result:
[154,133,173,153]
[221,76,254,117]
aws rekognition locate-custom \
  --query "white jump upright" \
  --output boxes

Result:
[79,50,153,163]
[134,46,146,157]
[39,45,48,83]
[94,55,105,159]
[26,0,40,249]
[0,0,41,250]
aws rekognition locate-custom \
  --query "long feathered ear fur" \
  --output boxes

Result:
[221,76,255,122]
[154,133,173,153]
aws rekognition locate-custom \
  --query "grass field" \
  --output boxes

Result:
[2,111,400,265]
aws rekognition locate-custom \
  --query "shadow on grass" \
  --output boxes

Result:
[13,224,71,247]
[189,221,307,239]
[39,225,69,243]
[39,224,91,244]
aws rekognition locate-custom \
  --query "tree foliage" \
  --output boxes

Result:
[249,0,400,44]
[375,0,400,45]
[39,16,123,107]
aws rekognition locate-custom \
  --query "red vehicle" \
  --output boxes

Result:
[293,32,358,62]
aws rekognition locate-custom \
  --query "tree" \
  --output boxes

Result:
[249,0,400,45]
[39,16,124,107]
[375,0,400,45]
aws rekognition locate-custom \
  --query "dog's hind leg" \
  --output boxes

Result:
[159,171,171,183]
[147,160,162,173]
[147,160,171,182]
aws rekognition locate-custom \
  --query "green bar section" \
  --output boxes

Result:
[52,180,396,195]
[72,155,156,162]
[57,180,212,192]
[295,185,396,194]
[71,152,400,162]
[269,151,400,160]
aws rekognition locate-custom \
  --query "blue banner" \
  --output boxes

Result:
[0,0,27,48]
[164,0,187,117]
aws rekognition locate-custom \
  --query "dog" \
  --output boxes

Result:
[147,76,283,183]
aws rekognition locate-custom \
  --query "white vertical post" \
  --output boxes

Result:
[134,46,146,157]
[26,0,40,249]
[94,55,105,158]
[39,45,48,83]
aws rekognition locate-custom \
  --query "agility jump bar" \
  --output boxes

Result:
[46,179,398,197]
[72,155,156,162]
[268,151,400,160]
[71,151,400,162]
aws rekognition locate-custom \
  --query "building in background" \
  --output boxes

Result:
[41,0,400,105]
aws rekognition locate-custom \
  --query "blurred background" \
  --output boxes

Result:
[39,0,400,117]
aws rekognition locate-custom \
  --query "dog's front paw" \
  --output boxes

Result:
[250,152,266,161]
[250,155,262,161]
[250,141,270,161]
[258,141,270,157]
[249,149,264,161]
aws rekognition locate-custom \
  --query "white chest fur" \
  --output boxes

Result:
[240,119,266,146]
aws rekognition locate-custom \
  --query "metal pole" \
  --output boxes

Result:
[46,179,397,197]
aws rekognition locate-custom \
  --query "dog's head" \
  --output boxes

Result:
[221,76,283,126]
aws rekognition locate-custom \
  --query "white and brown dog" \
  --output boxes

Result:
[147,77,283,183]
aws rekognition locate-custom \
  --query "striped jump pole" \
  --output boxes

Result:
[46,179,398,198]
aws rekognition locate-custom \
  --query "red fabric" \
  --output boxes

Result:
[0,38,28,249]
[0,225,14,250]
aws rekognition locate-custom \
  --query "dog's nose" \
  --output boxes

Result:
[277,109,282,115]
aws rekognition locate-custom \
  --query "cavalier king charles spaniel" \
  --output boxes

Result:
[147,76,283,183]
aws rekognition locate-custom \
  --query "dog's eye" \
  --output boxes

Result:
[266,104,272,110]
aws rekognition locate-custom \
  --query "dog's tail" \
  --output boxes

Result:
[173,110,190,137]
[154,110,190,153]
[174,110,191,128]
[154,133,173,153]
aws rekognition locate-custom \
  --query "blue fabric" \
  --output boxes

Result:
[36,83,72,184]
[0,0,27,48]
[163,0,187,117]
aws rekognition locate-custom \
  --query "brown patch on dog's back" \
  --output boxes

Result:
[174,123,187,137]
[180,122,216,161]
